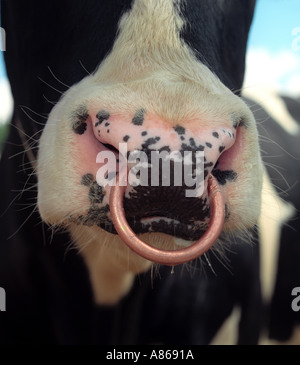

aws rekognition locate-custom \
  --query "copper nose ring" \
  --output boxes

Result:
[109,174,225,266]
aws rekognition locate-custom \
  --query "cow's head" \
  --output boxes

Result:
[36,0,263,303]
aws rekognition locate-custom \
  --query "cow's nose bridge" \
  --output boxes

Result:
[91,111,236,153]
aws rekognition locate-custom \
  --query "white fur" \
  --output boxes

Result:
[258,170,296,303]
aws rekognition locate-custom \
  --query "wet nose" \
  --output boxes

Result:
[91,111,236,202]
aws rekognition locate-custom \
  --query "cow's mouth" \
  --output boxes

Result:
[95,210,208,241]
[109,174,225,265]
[123,215,208,241]
[96,213,208,242]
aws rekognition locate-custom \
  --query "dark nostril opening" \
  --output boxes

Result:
[102,143,119,153]
[213,160,219,169]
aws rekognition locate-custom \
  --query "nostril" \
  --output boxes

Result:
[211,126,242,185]
[102,142,119,154]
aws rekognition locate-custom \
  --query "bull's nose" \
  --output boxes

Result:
[90,112,236,240]
[91,111,237,194]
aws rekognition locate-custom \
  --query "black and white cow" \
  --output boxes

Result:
[245,89,300,344]
[0,0,267,344]
[209,89,300,345]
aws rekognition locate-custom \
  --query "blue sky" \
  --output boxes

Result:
[245,0,300,95]
[249,0,300,51]
[0,0,4,79]
[0,54,4,79]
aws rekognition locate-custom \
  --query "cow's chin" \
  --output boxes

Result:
[69,223,198,304]
[69,221,194,267]
[69,215,199,251]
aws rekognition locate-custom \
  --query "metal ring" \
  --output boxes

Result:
[109,174,225,266]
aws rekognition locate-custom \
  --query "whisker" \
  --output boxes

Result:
[9,146,38,160]
[47,66,71,88]
[43,94,57,106]
[79,60,92,76]
[38,76,64,95]
[203,252,217,276]
[7,204,39,240]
